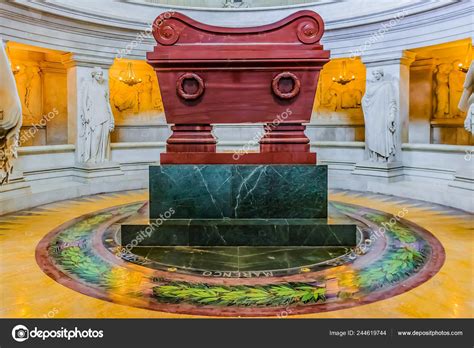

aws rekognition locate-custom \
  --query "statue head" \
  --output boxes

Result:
[371,68,384,81]
[91,67,105,84]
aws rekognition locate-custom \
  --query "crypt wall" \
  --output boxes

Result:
[311,58,366,142]
[6,43,68,146]
[409,39,473,145]
[108,59,167,142]
[0,0,472,215]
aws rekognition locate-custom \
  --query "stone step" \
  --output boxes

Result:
[120,218,358,247]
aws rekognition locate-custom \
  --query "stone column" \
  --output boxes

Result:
[409,58,435,144]
[62,53,123,180]
[353,51,416,181]
[39,61,68,145]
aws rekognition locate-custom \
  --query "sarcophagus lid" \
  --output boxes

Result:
[147,10,330,124]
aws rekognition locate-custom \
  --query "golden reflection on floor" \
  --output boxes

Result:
[0,190,472,318]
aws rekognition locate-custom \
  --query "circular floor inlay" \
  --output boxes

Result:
[36,201,445,317]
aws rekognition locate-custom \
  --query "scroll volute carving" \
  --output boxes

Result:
[152,11,324,47]
[153,16,182,46]
[296,17,323,44]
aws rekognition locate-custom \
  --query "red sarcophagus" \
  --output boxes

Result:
[147,10,330,164]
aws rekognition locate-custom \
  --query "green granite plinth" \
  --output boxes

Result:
[149,165,328,219]
[121,218,357,247]
[119,164,357,247]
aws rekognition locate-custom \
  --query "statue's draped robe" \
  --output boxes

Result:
[0,39,22,184]
[362,78,397,160]
[458,62,474,133]
[80,79,114,163]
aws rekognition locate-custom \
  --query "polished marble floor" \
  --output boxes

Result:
[0,190,472,318]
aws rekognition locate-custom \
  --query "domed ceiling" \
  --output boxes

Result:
[17,0,449,28]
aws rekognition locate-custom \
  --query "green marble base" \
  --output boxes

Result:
[120,164,357,247]
[149,164,328,219]
[121,218,357,247]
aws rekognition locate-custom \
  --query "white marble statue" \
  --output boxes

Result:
[458,61,474,133]
[79,67,115,164]
[0,39,22,185]
[362,68,398,162]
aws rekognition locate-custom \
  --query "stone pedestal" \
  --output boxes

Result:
[260,124,310,153]
[160,152,317,165]
[0,171,31,199]
[120,12,354,247]
[73,162,123,183]
[121,218,356,247]
[120,164,357,247]
[352,161,404,182]
[449,168,474,191]
[166,124,217,153]
[150,164,328,219]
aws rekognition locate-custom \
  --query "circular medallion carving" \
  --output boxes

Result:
[176,73,205,100]
[272,72,301,99]
[156,24,179,45]
[296,20,322,44]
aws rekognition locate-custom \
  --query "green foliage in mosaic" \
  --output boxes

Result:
[56,246,109,284]
[357,246,425,290]
[153,282,326,307]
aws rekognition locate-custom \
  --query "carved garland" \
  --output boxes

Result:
[272,72,301,99]
[176,73,205,100]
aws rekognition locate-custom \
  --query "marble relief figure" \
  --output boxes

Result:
[139,75,164,112]
[110,73,163,120]
[362,68,397,162]
[79,67,115,164]
[458,61,474,133]
[321,88,339,111]
[341,88,362,109]
[0,39,22,184]
[13,63,42,125]
[320,86,363,112]
[111,78,138,114]
[433,63,452,118]
[138,75,154,111]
